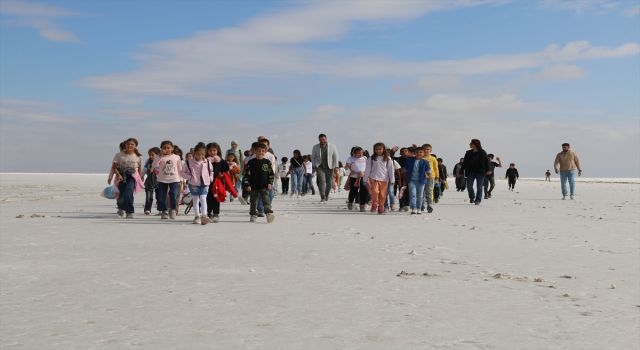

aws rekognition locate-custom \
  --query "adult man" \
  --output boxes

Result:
[453,158,465,191]
[554,143,582,200]
[483,154,502,199]
[311,133,340,202]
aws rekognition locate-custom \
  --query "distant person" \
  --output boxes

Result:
[462,139,490,205]
[554,143,582,200]
[278,157,290,195]
[436,157,447,201]
[483,154,502,199]
[505,163,519,191]
[225,141,243,196]
[311,133,340,202]
[545,169,551,182]
[452,158,465,191]
[243,143,275,223]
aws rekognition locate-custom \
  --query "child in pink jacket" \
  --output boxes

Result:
[181,142,213,225]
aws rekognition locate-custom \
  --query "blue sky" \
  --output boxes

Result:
[0,0,638,176]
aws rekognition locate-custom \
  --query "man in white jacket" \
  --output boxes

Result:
[311,133,339,202]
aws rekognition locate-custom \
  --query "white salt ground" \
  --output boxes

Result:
[0,174,639,349]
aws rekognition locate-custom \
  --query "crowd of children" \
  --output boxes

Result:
[109,136,518,223]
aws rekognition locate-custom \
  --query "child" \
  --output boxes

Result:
[384,151,402,212]
[404,147,431,215]
[421,144,439,213]
[278,157,290,195]
[152,140,183,220]
[243,143,275,223]
[302,155,315,195]
[226,153,244,203]
[205,142,229,223]
[241,149,254,204]
[111,138,142,219]
[345,146,368,211]
[505,163,519,191]
[364,142,395,214]
[108,141,126,185]
[182,143,213,225]
[143,147,160,215]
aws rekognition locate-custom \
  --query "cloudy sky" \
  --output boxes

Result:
[0,0,638,176]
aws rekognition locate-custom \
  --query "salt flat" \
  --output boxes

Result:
[1,174,638,350]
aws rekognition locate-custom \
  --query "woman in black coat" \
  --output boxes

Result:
[462,139,490,205]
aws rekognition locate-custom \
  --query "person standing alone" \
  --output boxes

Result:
[554,143,582,200]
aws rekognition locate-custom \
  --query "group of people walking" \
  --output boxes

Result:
[108,133,583,224]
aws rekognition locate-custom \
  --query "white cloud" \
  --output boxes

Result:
[623,5,640,16]
[0,0,80,43]
[537,0,632,15]
[535,64,586,80]
[81,0,640,103]
[0,99,77,123]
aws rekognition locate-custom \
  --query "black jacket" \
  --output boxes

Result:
[506,168,519,179]
[462,149,490,175]
[243,158,275,190]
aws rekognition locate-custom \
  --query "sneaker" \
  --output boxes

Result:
[126,213,134,219]
[144,210,151,215]
[417,210,422,215]
[427,206,434,213]
[257,212,265,218]
[192,216,201,224]
[570,194,575,200]
[117,209,125,218]
[161,211,169,219]
[470,199,474,204]
[390,205,396,212]
[250,215,257,222]
[484,195,489,199]
[208,213,214,220]
[371,205,378,213]
[169,209,177,220]
[266,213,275,223]
[378,207,385,215]
[360,205,366,212]
[474,200,480,205]
[411,209,417,215]
[211,215,219,223]
[347,203,353,210]
[562,195,566,200]
[201,215,209,225]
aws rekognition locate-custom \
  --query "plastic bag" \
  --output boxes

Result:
[101,184,120,199]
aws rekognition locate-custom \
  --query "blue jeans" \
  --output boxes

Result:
[117,174,136,214]
[466,172,485,203]
[385,183,396,208]
[560,170,576,196]
[408,181,426,210]
[257,188,274,213]
[290,167,304,195]
[302,173,315,194]
[144,189,156,213]
[157,182,180,211]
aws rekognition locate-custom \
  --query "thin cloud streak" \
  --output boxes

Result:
[0,0,80,43]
